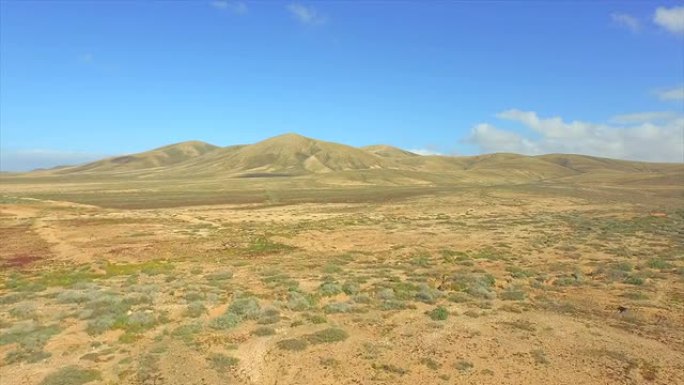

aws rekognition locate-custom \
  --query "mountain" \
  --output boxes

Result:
[34,134,683,187]
[361,145,419,159]
[156,133,391,177]
[57,141,220,174]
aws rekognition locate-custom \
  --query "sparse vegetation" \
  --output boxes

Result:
[1,163,682,385]
[277,338,309,351]
[427,306,449,321]
[208,353,239,370]
[305,328,349,344]
[39,366,101,385]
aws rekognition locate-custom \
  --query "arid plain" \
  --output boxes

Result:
[1,134,683,385]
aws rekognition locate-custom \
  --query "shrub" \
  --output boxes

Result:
[372,363,408,375]
[323,302,354,314]
[624,276,645,285]
[500,288,526,301]
[210,313,241,330]
[454,360,474,372]
[376,288,395,300]
[379,300,408,311]
[257,307,281,324]
[285,291,315,311]
[349,294,369,304]
[531,349,549,365]
[305,328,349,344]
[39,366,101,385]
[319,281,342,297]
[116,311,157,333]
[420,357,441,370]
[277,338,308,351]
[208,353,239,370]
[305,313,327,324]
[342,281,360,295]
[9,302,37,319]
[427,306,449,321]
[228,296,261,319]
[647,259,672,270]
[1,321,61,363]
[186,301,207,318]
[86,317,117,335]
[415,284,440,304]
[251,326,276,336]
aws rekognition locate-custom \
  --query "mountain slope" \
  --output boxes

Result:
[174,133,392,176]
[41,134,683,188]
[58,141,220,174]
[361,145,419,159]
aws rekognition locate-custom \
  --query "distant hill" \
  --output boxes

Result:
[56,141,219,173]
[32,133,683,187]
[361,145,419,159]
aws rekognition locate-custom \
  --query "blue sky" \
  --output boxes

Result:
[1,1,683,170]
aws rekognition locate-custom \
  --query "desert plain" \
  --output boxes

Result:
[1,134,683,385]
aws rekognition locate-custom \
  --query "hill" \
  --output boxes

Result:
[21,133,683,187]
[56,141,219,174]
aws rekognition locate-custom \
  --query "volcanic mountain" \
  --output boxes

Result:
[38,133,683,186]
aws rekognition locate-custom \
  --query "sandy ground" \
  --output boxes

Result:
[0,186,682,385]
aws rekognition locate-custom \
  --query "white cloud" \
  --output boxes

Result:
[611,13,641,32]
[210,1,247,14]
[467,110,684,162]
[287,3,327,25]
[407,149,444,156]
[610,111,679,124]
[655,86,684,101]
[654,6,684,35]
[0,149,108,172]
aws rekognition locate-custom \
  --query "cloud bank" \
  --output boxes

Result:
[654,6,684,35]
[655,86,684,101]
[467,109,684,163]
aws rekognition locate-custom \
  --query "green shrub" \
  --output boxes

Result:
[252,326,276,336]
[624,276,645,285]
[285,291,315,311]
[647,259,672,270]
[228,297,261,319]
[454,360,474,372]
[257,307,281,324]
[210,313,241,330]
[376,288,395,300]
[305,313,327,324]
[323,302,354,314]
[372,362,408,375]
[379,300,408,311]
[342,281,360,295]
[186,301,207,318]
[305,328,349,344]
[427,306,448,321]
[208,353,239,370]
[531,349,549,365]
[39,366,101,385]
[9,302,37,319]
[277,338,308,351]
[319,281,342,297]
[500,288,526,301]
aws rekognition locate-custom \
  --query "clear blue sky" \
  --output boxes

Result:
[1,1,683,170]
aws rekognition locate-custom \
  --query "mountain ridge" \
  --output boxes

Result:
[21,133,683,187]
